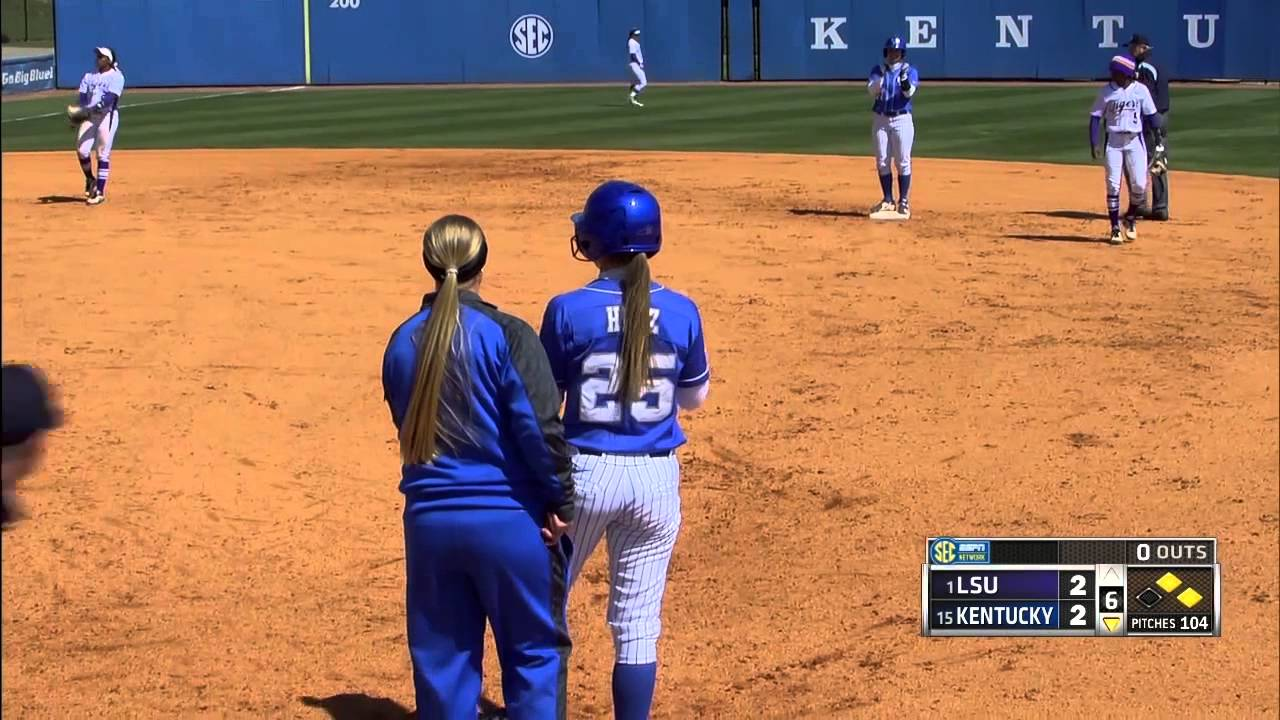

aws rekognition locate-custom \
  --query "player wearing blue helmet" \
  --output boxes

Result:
[868,36,919,219]
[540,181,711,720]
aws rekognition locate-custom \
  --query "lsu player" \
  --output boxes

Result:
[72,47,125,205]
[1089,54,1162,245]
[540,181,710,720]
[867,36,919,219]
[627,29,646,107]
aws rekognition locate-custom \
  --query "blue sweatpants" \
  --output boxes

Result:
[404,506,571,720]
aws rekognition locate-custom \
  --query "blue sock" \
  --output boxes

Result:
[898,173,911,203]
[878,173,893,202]
[613,662,657,720]
[1107,193,1120,228]
[78,154,92,180]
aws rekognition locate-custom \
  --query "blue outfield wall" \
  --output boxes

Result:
[53,0,720,87]
[52,0,1276,87]
[760,0,1279,81]
[54,0,306,88]
[307,0,720,84]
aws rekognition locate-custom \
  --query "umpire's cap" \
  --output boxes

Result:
[1126,33,1152,48]
[2,364,62,447]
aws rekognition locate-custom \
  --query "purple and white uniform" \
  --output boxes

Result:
[75,48,125,199]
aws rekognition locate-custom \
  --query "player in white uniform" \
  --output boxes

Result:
[74,47,125,206]
[1089,54,1161,245]
[627,29,646,108]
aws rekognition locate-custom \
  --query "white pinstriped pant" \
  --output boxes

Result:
[566,452,680,665]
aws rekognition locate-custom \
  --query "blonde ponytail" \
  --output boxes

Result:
[616,253,653,404]
[399,216,486,464]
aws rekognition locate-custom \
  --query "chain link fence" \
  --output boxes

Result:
[1,0,54,45]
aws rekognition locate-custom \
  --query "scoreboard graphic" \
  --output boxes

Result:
[921,537,1221,637]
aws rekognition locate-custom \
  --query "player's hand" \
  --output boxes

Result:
[541,512,569,546]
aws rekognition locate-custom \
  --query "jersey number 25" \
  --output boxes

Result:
[579,351,676,423]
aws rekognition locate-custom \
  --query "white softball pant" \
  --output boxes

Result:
[629,62,647,92]
[566,451,680,665]
[1105,130,1148,206]
[872,112,914,175]
[77,110,119,163]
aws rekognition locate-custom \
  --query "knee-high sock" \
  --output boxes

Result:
[96,160,110,194]
[879,173,893,202]
[1107,193,1120,228]
[78,154,93,180]
[613,663,657,720]
[898,173,911,203]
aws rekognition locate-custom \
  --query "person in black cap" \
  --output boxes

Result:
[2,364,63,529]
[1128,33,1170,220]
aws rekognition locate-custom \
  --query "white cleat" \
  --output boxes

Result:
[86,192,106,206]
[1109,226,1124,245]
[1123,217,1138,242]
[897,201,911,219]
[870,199,895,215]
[629,96,644,107]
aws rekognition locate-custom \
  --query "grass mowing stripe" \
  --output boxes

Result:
[2,85,1275,176]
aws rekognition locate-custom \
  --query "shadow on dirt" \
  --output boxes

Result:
[1006,233,1106,244]
[1021,209,1110,221]
[789,208,866,218]
[37,195,85,204]
[299,694,506,719]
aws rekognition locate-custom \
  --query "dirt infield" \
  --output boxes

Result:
[2,149,1277,718]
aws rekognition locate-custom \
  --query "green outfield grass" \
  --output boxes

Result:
[3,84,1278,177]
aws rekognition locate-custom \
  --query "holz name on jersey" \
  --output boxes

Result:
[605,306,660,334]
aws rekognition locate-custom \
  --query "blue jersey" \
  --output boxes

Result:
[383,291,575,520]
[870,62,918,114]
[540,275,709,454]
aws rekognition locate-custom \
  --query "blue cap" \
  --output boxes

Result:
[2,364,61,447]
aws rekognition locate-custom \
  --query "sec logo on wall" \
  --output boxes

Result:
[511,14,553,59]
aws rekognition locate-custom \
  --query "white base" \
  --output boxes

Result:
[869,209,909,221]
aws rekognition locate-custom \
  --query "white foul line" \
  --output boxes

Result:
[0,86,306,124]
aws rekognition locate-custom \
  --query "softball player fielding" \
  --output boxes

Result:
[628,29,646,107]
[70,47,125,206]
[868,36,918,220]
[1089,54,1162,245]
[540,181,710,720]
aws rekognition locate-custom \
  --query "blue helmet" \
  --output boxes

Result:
[883,36,906,58]
[571,180,662,261]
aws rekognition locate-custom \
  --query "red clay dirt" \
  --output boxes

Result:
[2,149,1277,719]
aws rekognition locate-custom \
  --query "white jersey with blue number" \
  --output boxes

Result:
[540,276,708,454]
[1089,81,1156,134]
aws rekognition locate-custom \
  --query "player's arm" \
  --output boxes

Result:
[676,308,711,411]
[76,73,91,107]
[501,319,576,522]
[1088,91,1105,157]
[900,65,918,98]
[381,325,415,428]
[866,64,885,97]
[632,46,644,68]
[1139,86,1162,132]
[537,299,571,394]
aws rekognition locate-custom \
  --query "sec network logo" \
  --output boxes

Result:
[930,538,991,565]
[511,14,553,59]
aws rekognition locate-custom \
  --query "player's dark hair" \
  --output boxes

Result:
[617,252,653,405]
[400,215,484,464]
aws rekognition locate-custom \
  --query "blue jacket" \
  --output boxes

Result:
[383,292,575,520]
